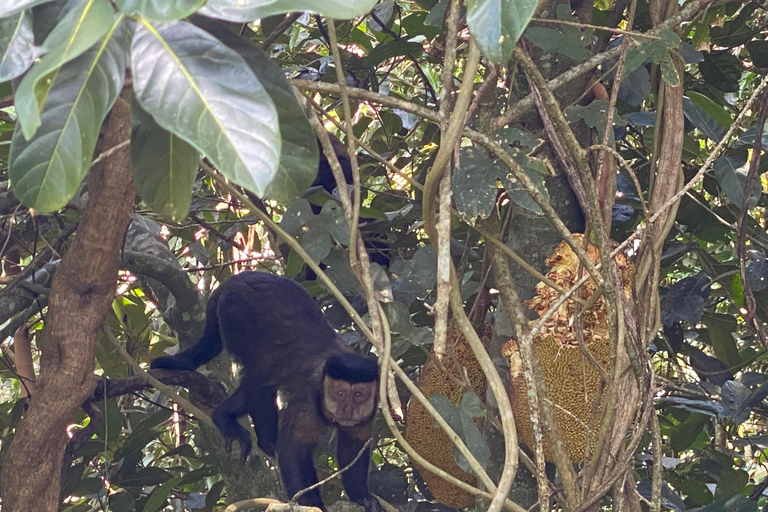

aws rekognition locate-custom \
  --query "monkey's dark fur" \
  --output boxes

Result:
[151,272,380,512]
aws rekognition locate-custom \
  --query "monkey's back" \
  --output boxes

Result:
[210,272,344,382]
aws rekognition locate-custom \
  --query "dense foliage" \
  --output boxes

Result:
[0,0,767,511]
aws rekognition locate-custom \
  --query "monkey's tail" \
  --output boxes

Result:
[151,296,223,371]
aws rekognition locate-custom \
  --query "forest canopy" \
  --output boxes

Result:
[0,0,767,511]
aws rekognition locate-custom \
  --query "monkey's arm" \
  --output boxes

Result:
[211,386,252,460]
[338,426,380,512]
[277,408,326,510]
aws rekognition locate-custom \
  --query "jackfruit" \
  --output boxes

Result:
[502,234,632,462]
[405,324,491,508]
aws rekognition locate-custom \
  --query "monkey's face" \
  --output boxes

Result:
[322,376,377,427]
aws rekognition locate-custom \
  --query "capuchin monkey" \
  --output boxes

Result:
[151,272,381,512]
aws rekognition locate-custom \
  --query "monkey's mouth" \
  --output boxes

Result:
[333,417,360,427]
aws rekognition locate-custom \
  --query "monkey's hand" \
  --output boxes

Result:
[213,415,252,461]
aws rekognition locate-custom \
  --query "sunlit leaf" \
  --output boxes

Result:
[0,11,40,82]
[467,0,536,63]
[132,19,280,196]
[131,102,199,221]
[115,0,205,20]
[192,17,317,205]
[15,0,114,139]
[200,0,377,23]
[9,18,127,211]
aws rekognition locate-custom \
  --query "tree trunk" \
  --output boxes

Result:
[1,93,135,511]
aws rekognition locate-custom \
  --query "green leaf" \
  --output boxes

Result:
[281,198,314,236]
[363,40,423,67]
[117,467,174,487]
[206,480,226,508]
[115,0,205,21]
[686,91,731,128]
[455,408,489,471]
[713,469,748,500]
[192,18,318,205]
[9,18,127,212]
[699,51,743,93]
[315,201,350,244]
[467,0,536,63]
[97,330,128,378]
[624,28,681,85]
[178,466,218,485]
[15,0,114,139]
[713,156,760,208]
[746,40,768,69]
[710,3,758,47]
[565,100,626,139]
[141,477,183,512]
[502,151,549,214]
[453,147,498,222]
[109,492,137,512]
[0,11,39,82]
[302,228,331,263]
[95,398,123,442]
[0,0,54,19]
[200,0,377,23]
[131,102,199,221]
[701,496,757,512]
[701,312,741,370]
[679,479,713,506]
[132,19,280,197]
[524,26,592,61]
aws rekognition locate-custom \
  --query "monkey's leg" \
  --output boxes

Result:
[244,382,278,458]
[338,427,380,512]
[211,386,252,460]
[277,438,325,510]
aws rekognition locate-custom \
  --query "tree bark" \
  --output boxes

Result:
[1,93,135,512]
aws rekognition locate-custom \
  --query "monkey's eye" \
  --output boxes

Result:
[336,390,346,398]
[353,391,363,400]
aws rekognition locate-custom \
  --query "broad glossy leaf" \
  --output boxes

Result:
[467,0,536,63]
[0,0,54,18]
[660,273,710,326]
[714,470,749,500]
[0,11,39,82]
[116,467,173,487]
[683,97,726,142]
[686,91,731,127]
[9,19,127,211]
[525,26,591,61]
[453,147,497,222]
[713,156,760,208]
[131,102,199,221]
[200,0,377,23]
[363,40,423,67]
[701,497,757,512]
[699,51,743,93]
[192,17,317,205]
[132,20,280,197]
[115,0,205,21]
[746,40,768,68]
[15,0,114,139]
[142,476,183,512]
[302,227,331,263]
